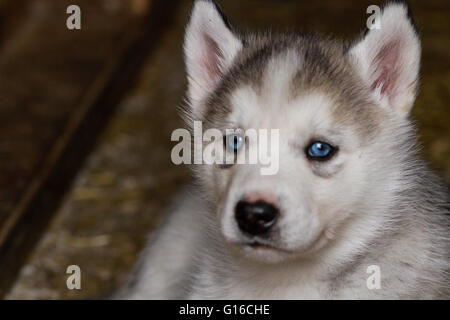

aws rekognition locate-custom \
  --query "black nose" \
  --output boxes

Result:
[235,200,279,236]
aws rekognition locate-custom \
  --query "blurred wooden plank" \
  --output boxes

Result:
[0,0,180,297]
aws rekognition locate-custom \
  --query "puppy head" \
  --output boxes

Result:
[182,0,420,262]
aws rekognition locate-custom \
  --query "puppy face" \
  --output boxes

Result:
[183,1,420,262]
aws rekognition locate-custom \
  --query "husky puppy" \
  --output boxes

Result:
[115,0,449,299]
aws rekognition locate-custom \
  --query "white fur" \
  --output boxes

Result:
[349,2,421,115]
[113,1,449,300]
[184,0,242,108]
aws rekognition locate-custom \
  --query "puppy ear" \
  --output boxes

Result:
[348,2,421,116]
[184,0,242,105]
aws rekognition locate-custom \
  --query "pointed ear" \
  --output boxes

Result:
[184,0,242,105]
[348,2,421,116]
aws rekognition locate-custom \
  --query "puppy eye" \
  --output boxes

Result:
[225,134,245,151]
[306,141,336,161]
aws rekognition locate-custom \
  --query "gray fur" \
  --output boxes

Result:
[112,1,449,299]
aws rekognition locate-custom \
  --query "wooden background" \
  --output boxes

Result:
[0,0,448,299]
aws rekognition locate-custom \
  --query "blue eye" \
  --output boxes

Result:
[225,134,244,151]
[307,141,335,160]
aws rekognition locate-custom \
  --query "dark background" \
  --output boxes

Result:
[0,0,448,299]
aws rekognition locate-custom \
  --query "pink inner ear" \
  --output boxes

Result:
[371,41,401,100]
[201,34,224,90]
